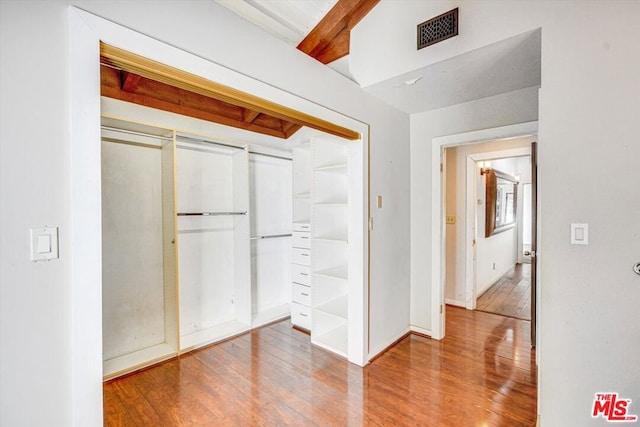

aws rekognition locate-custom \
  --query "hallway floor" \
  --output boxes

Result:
[476,263,531,320]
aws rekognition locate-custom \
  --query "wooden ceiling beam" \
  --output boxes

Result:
[100,43,360,140]
[297,0,380,64]
[315,27,350,65]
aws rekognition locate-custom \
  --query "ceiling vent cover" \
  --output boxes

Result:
[417,8,458,50]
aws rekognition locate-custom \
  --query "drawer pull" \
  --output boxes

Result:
[300,236,309,239]
[301,292,309,296]
[300,313,308,317]
[301,253,310,257]
[300,273,308,276]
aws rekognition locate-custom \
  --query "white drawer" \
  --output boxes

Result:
[293,223,311,232]
[291,263,311,285]
[292,231,311,249]
[292,283,311,306]
[292,247,311,266]
[291,302,311,330]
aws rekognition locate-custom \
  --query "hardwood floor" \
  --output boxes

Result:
[476,263,531,320]
[104,307,537,426]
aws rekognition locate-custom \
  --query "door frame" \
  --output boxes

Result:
[430,121,538,340]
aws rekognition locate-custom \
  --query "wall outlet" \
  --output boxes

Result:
[446,216,456,224]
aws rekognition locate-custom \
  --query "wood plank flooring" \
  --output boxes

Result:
[477,263,531,320]
[104,307,537,426]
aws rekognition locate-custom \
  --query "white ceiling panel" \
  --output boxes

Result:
[363,29,541,114]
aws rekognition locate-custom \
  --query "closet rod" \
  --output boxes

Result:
[179,135,292,160]
[177,135,244,151]
[177,211,247,216]
[250,152,292,161]
[100,125,174,142]
[250,234,292,240]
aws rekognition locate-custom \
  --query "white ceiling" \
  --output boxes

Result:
[214,0,338,45]
[213,3,540,114]
[363,29,542,114]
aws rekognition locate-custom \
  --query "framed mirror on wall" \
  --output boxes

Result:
[485,169,518,237]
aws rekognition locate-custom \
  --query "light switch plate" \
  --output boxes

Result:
[31,227,59,261]
[570,223,588,245]
[377,195,383,209]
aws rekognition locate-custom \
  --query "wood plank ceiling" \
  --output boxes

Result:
[100,43,360,141]
[99,0,379,139]
[100,64,302,139]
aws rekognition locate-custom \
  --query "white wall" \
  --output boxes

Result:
[364,1,640,424]
[0,2,73,425]
[0,1,410,425]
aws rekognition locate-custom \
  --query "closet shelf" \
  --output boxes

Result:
[312,324,347,357]
[314,265,348,281]
[177,211,247,216]
[250,233,292,240]
[180,320,251,353]
[252,303,291,329]
[313,163,348,175]
[314,202,347,207]
[315,295,348,319]
[103,342,176,381]
[313,237,348,244]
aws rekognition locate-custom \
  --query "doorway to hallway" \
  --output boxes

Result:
[439,129,537,344]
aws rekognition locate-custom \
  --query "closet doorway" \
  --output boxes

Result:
[431,122,539,345]
[97,44,369,378]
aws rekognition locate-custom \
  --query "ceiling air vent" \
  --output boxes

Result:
[417,8,458,50]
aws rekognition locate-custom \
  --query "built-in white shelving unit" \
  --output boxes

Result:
[310,136,350,356]
[291,144,312,330]
[101,116,366,379]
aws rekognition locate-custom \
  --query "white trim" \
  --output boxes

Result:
[69,9,103,426]
[465,147,531,310]
[464,157,477,310]
[410,326,432,337]
[368,327,411,360]
[431,121,537,340]
[445,299,465,308]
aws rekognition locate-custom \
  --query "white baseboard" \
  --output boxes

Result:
[410,325,432,338]
[476,263,516,298]
[445,298,465,307]
[368,327,411,361]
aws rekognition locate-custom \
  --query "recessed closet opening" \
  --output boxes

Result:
[99,68,367,379]
[68,9,371,418]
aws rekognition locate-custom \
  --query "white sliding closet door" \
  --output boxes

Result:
[249,154,292,327]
